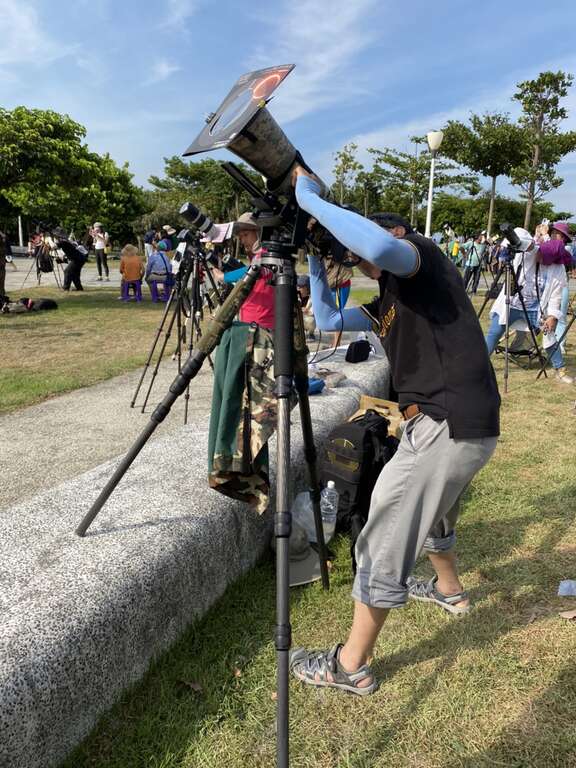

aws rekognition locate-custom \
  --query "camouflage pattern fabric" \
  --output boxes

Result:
[208,321,279,514]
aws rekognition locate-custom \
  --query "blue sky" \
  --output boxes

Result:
[2,0,576,213]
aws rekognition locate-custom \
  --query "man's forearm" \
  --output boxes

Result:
[296,177,418,276]
[308,256,371,332]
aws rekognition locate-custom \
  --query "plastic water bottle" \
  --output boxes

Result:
[320,481,339,543]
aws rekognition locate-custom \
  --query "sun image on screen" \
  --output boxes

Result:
[184,64,295,156]
[252,70,290,101]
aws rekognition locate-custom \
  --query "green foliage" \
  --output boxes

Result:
[0,106,147,242]
[141,157,263,230]
[367,138,479,226]
[442,113,526,179]
[441,113,527,233]
[332,142,364,204]
[431,192,570,236]
[510,70,576,226]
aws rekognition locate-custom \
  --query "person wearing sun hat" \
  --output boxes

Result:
[486,227,573,383]
[548,222,574,354]
[549,221,573,245]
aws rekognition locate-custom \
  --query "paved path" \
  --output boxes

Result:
[0,359,213,512]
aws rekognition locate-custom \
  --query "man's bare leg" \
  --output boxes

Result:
[336,602,390,687]
[427,550,469,609]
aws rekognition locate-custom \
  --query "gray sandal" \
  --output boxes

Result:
[289,643,378,696]
[407,575,470,615]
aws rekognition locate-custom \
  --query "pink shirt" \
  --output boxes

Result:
[238,248,275,328]
[239,268,275,328]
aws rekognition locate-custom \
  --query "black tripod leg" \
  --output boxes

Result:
[20,258,37,290]
[293,305,330,591]
[140,298,181,413]
[75,266,260,536]
[508,265,547,378]
[477,263,504,320]
[131,287,178,407]
[273,269,294,768]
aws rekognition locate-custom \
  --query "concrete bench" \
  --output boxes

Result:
[0,355,389,768]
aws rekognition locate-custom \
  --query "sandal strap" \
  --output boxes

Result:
[290,644,372,688]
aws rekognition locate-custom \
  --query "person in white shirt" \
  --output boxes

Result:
[91,222,110,281]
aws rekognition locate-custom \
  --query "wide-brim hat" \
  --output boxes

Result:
[93,222,103,228]
[550,221,573,243]
[234,211,259,231]
[162,225,177,236]
[271,521,322,587]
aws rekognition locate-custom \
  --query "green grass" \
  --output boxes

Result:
[0,286,176,413]
[59,292,576,768]
[4,276,576,766]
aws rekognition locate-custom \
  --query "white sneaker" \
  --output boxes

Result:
[97,276,102,281]
[555,367,574,384]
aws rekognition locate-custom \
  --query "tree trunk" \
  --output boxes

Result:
[487,175,497,237]
[410,190,417,228]
[339,180,344,205]
[523,120,542,230]
[364,187,368,217]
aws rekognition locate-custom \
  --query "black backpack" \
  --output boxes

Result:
[37,246,54,273]
[320,409,399,569]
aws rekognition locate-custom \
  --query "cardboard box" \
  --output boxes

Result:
[348,395,403,438]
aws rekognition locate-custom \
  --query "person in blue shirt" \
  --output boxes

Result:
[145,241,172,294]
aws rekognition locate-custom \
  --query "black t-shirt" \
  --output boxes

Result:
[361,232,500,439]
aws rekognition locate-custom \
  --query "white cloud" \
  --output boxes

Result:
[248,0,380,124]
[311,55,576,215]
[143,58,181,85]
[160,0,201,29]
[0,0,71,68]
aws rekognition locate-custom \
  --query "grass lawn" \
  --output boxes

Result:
[0,286,179,414]
[55,288,576,767]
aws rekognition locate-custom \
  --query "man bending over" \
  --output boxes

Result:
[289,167,501,695]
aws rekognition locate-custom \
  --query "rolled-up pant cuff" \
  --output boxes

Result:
[423,531,456,553]
[352,570,408,609]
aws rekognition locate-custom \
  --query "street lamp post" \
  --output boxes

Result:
[424,130,444,238]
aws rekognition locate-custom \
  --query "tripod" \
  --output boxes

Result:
[478,251,547,393]
[131,239,222,424]
[75,197,331,768]
[20,243,63,290]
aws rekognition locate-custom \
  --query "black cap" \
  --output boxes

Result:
[369,212,413,234]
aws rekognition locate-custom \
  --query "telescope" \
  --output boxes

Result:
[184,64,327,199]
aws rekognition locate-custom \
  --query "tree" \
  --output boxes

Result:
[368,139,480,228]
[146,157,262,227]
[431,192,571,237]
[0,106,147,240]
[511,70,576,228]
[441,113,526,236]
[332,143,363,204]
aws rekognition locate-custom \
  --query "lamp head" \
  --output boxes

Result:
[426,130,444,152]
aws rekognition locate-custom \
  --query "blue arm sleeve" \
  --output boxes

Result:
[308,256,371,332]
[296,177,418,276]
[223,266,248,283]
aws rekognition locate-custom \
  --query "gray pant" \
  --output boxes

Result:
[352,413,497,609]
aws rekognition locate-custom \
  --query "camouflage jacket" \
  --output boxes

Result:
[208,322,281,514]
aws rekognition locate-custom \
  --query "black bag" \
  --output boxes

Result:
[320,409,399,569]
[37,247,53,273]
[345,339,371,363]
